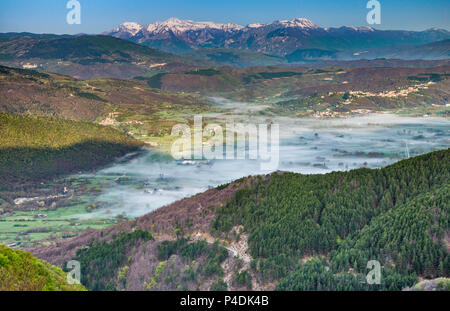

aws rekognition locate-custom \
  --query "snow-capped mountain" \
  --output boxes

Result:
[107,22,143,39]
[103,17,450,56]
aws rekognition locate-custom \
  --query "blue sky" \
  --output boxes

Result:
[0,0,448,34]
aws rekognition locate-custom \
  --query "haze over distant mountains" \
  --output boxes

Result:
[103,17,450,59]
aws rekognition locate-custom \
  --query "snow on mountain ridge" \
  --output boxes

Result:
[275,18,319,29]
[145,17,244,34]
[107,17,322,36]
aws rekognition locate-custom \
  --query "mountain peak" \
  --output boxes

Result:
[338,25,375,32]
[114,22,143,35]
[274,17,319,29]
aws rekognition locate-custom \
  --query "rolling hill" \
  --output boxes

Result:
[181,48,286,67]
[131,63,450,117]
[1,62,448,134]
[0,34,193,79]
[0,112,143,198]
[0,65,210,134]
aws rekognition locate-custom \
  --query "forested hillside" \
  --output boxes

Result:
[276,184,449,290]
[0,112,143,191]
[213,149,449,290]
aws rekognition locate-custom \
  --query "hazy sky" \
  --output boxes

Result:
[0,0,448,34]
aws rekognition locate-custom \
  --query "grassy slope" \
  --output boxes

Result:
[0,244,86,291]
[142,64,449,117]
[0,64,209,120]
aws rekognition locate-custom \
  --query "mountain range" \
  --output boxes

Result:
[0,18,448,78]
[104,17,450,58]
